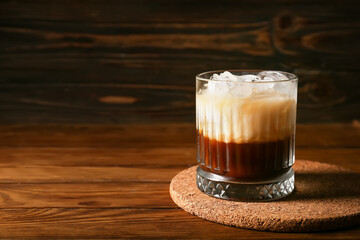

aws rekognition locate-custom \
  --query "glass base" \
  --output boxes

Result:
[196,167,294,201]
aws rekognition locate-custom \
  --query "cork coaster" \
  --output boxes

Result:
[170,160,360,232]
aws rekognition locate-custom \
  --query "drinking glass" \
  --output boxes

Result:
[196,70,298,201]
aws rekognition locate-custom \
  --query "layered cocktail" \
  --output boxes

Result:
[196,70,298,201]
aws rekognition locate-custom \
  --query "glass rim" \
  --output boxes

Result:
[196,70,298,83]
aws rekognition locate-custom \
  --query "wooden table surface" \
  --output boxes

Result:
[0,123,359,239]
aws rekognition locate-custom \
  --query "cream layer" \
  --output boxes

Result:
[196,91,296,143]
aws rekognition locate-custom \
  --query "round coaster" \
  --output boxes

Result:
[170,160,360,232]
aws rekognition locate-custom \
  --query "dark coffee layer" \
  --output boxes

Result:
[197,131,295,181]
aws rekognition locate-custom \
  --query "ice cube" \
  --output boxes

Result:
[255,82,275,92]
[214,71,238,81]
[254,71,287,92]
[262,77,274,82]
[207,71,238,95]
[254,76,275,92]
[258,71,288,81]
[206,81,229,95]
[222,71,238,81]
[273,82,293,96]
[237,74,261,82]
[210,73,221,80]
[229,83,252,97]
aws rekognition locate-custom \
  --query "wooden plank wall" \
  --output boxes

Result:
[1,0,359,124]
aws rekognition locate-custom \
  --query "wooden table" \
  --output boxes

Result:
[0,123,359,239]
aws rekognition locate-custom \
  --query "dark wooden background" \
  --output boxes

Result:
[1,0,360,124]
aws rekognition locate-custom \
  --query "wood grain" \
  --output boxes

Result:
[0,166,180,183]
[0,123,358,148]
[0,183,175,208]
[0,82,359,123]
[0,0,359,123]
[0,147,358,170]
[0,156,356,184]
[0,0,360,237]
[0,123,357,238]
[0,208,357,239]
[0,124,196,148]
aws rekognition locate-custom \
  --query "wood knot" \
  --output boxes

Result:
[275,12,297,31]
[298,80,346,108]
[98,96,138,104]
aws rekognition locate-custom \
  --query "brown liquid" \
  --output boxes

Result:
[197,131,294,181]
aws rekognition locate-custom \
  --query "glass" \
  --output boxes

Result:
[196,70,298,201]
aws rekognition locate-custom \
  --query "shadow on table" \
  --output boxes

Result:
[285,172,360,200]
